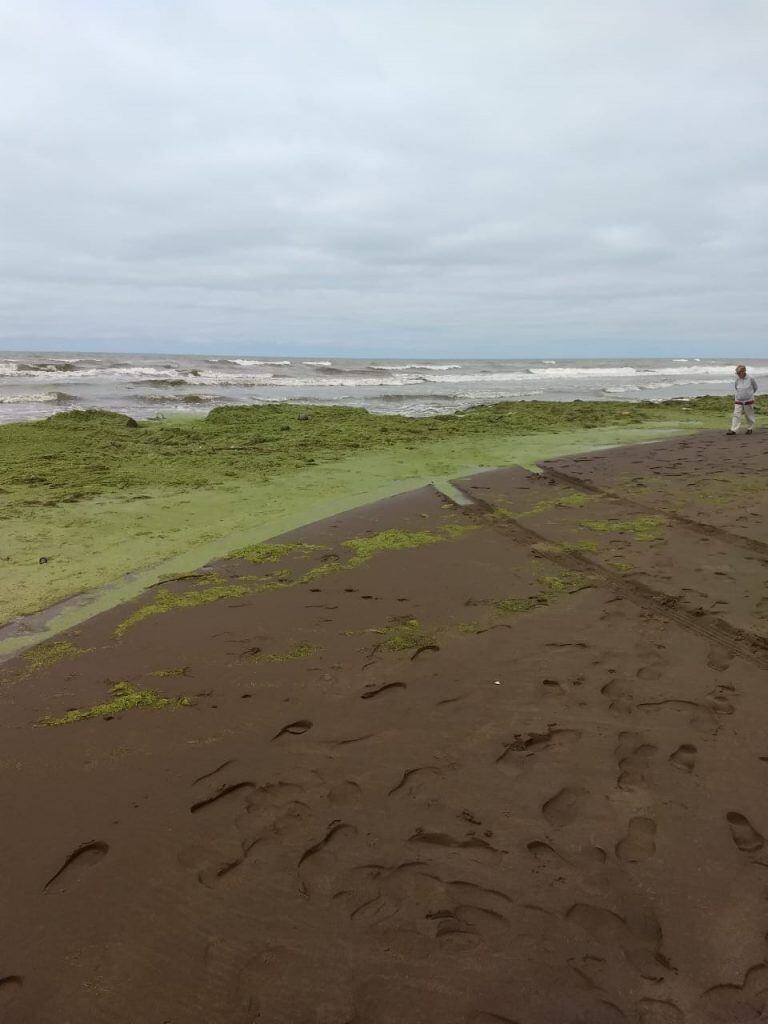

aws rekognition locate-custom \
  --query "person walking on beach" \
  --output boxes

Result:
[727,365,758,435]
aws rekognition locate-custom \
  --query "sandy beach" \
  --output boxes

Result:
[1,420,767,1022]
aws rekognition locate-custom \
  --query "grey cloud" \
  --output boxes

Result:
[0,0,767,356]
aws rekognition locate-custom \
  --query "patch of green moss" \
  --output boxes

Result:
[43,681,190,725]
[342,524,472,566]
[539,570,595,593]
[536,540,599,555]
[556,492,595,508]
[607,561,634,573]
[520,490,596,517]
[370,617,435,652]
[114,581,251,637]
[252,642,320,663]
[300,561,345,584]
[580,516,666,542]
[490,507,516,522]
[150,666,189,678]
[494,596,542,614]
[24,640,90,671]
[232,541,326,563]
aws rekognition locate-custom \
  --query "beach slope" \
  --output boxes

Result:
[1,430,767,1022]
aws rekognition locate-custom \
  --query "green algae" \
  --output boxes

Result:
[0,399,723,517]
[556,492,596,508]
[150,666,189,678]
[114,581,251,637]
[519,490,597,517]
[539,570,595,593]
[580,516,666,542]
[536,540,599,555]
[43,681,190,726]
[370,618,436,652]
[494,596,542,614]
[110,523,471,639]
[0,398,724,642]
[342,524,472,565]
[23,640,90,671]
[232,541,326,563]
[252,643,320,663]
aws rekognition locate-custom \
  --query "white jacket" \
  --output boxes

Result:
[735,376,758,402]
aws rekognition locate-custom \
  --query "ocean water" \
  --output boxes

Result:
[0,351,763,424]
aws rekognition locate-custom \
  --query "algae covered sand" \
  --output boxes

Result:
[0,397,730,645]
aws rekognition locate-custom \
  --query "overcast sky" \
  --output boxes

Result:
[1,1,766,358]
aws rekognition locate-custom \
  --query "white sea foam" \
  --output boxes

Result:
[0,391,73,404]
[230,358,292,366]
[368,363,463,371]
[302,360,333,367]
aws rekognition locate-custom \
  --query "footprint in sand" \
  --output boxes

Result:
[669,744,697,772]
[697,963,768,1022]
[637,666,663,681]
[726,812,764,853]
[706,687,735,715]
[0,977,23,1009]
[638,997,684,1024]
[601,679,634,714]
[361,681,406,700]
[542,787,588,828]
[616,817,656,863]
[272,719,313,739]
[566,902,667,982]
[707,646,734,672]
[44,841,109,893]
[467,1014,520,1024]
[615,732,657,791]
[496,728,581,773]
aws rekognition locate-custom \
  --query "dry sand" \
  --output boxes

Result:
[1,430,767,1023]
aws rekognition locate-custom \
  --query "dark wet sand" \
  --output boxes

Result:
[2,430,768,1023]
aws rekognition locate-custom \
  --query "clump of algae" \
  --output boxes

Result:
[535,540,599,555]
[232,541,326,563]
[370,617,436,652]
[251,643,320,663]
[556,492,596,508]
[24,640,90,671]
[580,516,666,542]
[342,526,469,565]
[114,580,251,637]
[521,490,596,517]
[538,570,595,593]
[494,596,542,614]
[43,681,190,726]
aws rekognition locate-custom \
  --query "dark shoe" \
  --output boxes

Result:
[726,430,736,435]
[746,429,753,435]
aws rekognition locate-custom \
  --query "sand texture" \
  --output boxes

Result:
[1,430,768,1023]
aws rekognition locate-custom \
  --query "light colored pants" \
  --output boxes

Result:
[731,401,756,432]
